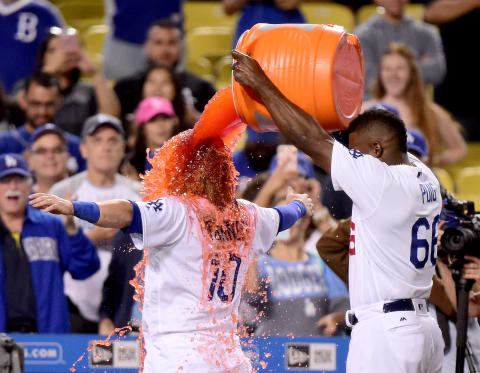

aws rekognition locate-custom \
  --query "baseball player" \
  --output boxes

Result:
[29,139,313,373]
[232,49,444,372]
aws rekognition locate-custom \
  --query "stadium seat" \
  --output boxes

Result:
[214,55,233,90]
[188,58,216,85]
[356,4,425,25]
[446,143,480,181]
[455,167,480,209]
[456,167,480,195]
[57,2,105,32]
[433,168,455,194]
[186,26,234,79]
[300,3,355,32]
[82,24,109,68]
[184,2,238,31]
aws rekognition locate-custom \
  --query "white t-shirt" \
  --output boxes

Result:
[50,172,141,322]
[331,141,442,308]
[130,197,279,373]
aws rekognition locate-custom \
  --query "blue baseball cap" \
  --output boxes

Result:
[369,102,401,118]
[29,123,66,148]
[0,154,31,179]
[407,129,428,158]
[269,151,315,179]
[246,127,279,145]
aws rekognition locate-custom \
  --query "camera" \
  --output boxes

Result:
[438,188,480,373]
[439,188,480,260]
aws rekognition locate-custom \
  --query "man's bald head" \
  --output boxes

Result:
[348,109,408,165]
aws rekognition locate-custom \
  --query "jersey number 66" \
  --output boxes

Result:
[410,215,440,269]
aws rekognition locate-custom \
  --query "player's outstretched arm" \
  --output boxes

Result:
[29,193,133,229]
[231,49,334,173]
[271,187,314,233]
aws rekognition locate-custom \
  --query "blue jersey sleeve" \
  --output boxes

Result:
[273,200,307,232]
[122,201,143,234]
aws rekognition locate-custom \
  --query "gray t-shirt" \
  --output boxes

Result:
[50,171,141,322]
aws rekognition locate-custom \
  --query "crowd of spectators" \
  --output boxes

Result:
[0,3,479,366]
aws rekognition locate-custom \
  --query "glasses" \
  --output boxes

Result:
[48,26,78,37]
[31,146,67,156]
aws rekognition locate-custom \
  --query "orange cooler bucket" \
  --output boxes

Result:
[232,23,364,132]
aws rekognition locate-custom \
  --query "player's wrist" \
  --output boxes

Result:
[291,199,307,217]
[72,201,100,223]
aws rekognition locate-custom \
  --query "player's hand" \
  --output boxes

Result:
[62,191,78,235]
[317,312,344,336]
[464,256,480,282]
[286,186,314,215]
[231,49,271,91]
[29,193,74,215]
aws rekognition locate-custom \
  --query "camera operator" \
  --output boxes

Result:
[434,189,480,373]
[437,257,480,317]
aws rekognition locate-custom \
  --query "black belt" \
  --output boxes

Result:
[347,299,419,327]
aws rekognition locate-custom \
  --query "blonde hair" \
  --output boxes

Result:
[371,43,439,162]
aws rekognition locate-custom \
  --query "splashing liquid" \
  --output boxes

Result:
[69,326,132,372]
[129,249,148,373]
[138,87,258,371]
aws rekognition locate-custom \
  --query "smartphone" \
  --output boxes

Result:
[59,33,81,52]
[277,145,297,173]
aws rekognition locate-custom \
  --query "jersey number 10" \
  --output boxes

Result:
[410,215,440,269]
[208,254,242,303]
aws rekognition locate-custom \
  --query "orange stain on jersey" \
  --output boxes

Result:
[137,87,257,371]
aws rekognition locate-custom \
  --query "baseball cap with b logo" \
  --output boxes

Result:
[0,154,31,179]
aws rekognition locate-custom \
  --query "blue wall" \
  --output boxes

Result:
[9,334,350,372]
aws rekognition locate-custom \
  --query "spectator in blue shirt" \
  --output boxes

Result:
[0,72,85,174]
[244,191,348,337]
[0,0,64,94]
[223,0,305,45]
[0,153,99,333]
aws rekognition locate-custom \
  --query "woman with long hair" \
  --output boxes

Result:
[142,64,200,131]
[364,42,466,167]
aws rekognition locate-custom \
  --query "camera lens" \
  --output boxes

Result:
[441,227,478,257]
[442,228,465,254]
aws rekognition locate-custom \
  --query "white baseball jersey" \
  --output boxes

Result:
[331,141,442,308]
[129,197,279,373]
